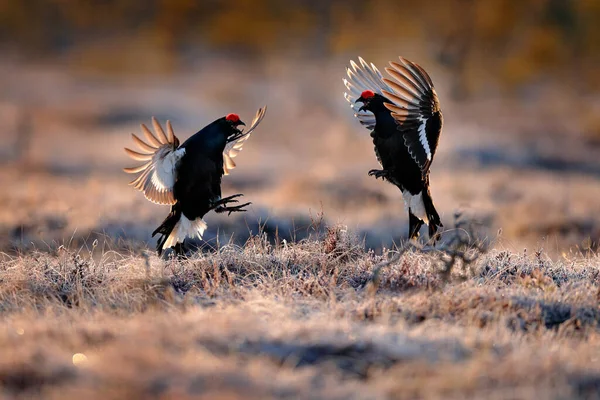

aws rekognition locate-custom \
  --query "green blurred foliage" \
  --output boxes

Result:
[0,0,599,94]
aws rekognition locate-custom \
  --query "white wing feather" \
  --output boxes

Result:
[342,57,394,130]
[222,106,267,176]
[343,56,441,173]
[124,117,183,205]
[126,107,266,204]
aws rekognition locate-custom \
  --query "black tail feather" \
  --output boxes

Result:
[152,205,181,256]
[422,187,442,242]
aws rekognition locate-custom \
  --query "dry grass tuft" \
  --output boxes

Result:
[1,225,600,398]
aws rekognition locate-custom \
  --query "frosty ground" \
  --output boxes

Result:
[1,226,600,399]
[2,59,600,399]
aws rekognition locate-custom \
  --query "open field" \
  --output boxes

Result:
[1,47,600,398]
[2,59,600,255]
[1,230,600,399]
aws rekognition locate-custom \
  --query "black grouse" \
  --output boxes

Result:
[124,107,267,255]
[343,57,443,241]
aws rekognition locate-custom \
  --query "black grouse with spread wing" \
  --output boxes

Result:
[124,107,267,255]
[343,57,443,241]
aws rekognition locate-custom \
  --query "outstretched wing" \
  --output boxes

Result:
[124,117,185,205]
[382,57,443,174]
[343,58,394,130]
[222,106,267,176]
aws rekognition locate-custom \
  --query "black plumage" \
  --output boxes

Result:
[343,57,443,241]
[124,108,266,256]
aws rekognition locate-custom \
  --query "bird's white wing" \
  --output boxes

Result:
[343,56,442,175]
[342,57,394,130]
[222,106,267,176]
[124,117,184,205]
[381,57,442,174]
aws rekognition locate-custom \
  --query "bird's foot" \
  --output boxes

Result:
[221,193,244,202]
[215,202,251,216]
[212,194,244,209]
[368,169,388,180]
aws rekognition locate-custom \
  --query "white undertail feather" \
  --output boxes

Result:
[417,116,432,161]
[163,215,208,249]
[402,191,429,224]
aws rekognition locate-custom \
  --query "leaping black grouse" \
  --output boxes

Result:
[343,57,443,242]
[124,107,267,255]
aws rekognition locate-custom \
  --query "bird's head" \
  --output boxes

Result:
[224,113,246,138]
[226,113,246,129]
[355,90,377,112]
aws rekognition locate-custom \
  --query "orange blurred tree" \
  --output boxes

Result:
[0,0,598,95]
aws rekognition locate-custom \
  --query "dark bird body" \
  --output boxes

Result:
[343,57,443,241]
[173,119,233,222]
[124,108,266,256]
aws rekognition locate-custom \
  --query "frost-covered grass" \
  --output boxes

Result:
[1,227,600,399]
[2,58,600,399]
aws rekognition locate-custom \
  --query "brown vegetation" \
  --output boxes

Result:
[1,224,600,399]
[1,2,599,397]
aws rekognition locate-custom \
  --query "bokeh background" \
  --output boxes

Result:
[1,0,600,254]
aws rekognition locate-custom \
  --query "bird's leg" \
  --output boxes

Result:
[408,210,424,240]
[368,169,389,180]
[215,202,252,216]
[173,241,188,259]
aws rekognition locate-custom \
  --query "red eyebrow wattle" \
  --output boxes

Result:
[226,113,240,122]
[361,90,375,99]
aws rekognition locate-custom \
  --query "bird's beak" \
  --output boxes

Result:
[237,120,246,132]
[355,97,367,112]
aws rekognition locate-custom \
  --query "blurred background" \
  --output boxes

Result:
[1,0,600,254]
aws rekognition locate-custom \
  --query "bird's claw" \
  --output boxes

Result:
[224,202,251,216]
[368,169,388,180]
[215,202,251,215]
[213,194,244,208]
[221,193,243,202]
